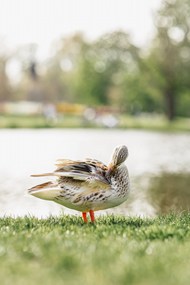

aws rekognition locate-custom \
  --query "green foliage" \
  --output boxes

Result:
[122,71,164,114]
[74,54,110,105]
[149,0,190,119]
[38,11,190,119]
[72,31,140,106]
[0,214,190,285]
[121,0,190,119]
[2,0,190,120]
[176,90,190,117]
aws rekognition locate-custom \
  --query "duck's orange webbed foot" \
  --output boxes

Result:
[89,210,95,223]
[82,212,88,223]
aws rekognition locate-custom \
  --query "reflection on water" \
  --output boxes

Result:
[147,172,190,214]
[0,129,190,217]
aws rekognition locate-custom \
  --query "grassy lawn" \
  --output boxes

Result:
[120,114,190,132]
[0,114,84,129]
[0,214,190,285]
[0,114,190,131]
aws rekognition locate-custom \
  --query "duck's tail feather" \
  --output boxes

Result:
[28,181,61,200]
[31,173,54,177]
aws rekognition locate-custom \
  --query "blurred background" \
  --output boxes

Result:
[0,0,190,217]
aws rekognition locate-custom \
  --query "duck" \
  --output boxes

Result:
[28,145,130,223]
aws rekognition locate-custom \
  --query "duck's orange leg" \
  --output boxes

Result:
[82,212,88,223]
[89,210,95,223]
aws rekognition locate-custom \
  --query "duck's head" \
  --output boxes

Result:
[110,145,128,168]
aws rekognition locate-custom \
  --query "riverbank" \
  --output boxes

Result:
[0,114,190,132]
[0,214,190,285]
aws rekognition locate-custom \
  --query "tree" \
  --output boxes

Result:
[74,31,140,106]
[152,0,190,120]
[122,60,164,115]
[0,56,11,101]
[42,33,88,102]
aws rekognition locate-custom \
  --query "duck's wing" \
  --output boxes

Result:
[31,159,109,186]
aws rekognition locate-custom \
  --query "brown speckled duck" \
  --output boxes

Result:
[28,145,130,223]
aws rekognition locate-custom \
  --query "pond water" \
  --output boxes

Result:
[0,129,190,217]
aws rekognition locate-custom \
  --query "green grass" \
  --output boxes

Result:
[0,114,84,129]
[0,214,190,285]
[120,114,190,132]
[0,114,190,131]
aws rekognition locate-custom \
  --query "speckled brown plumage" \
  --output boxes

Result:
[29,145,130,222]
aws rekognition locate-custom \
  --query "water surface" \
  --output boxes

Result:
[0,129,189,217]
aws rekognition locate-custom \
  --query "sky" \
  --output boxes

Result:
[0,0,161,80]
